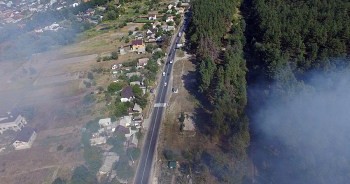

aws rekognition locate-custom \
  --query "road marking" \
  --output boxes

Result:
[154,103,167,107]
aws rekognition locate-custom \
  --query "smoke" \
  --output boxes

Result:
[251,63,350,184]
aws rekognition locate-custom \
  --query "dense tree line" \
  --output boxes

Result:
[242,0,350,183]
[188,0,250,182]
[245,0,350,82]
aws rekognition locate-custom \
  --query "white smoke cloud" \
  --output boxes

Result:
[252,68,350,184]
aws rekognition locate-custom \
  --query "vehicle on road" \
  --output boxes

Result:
[170,60,173,64]
[164,82,167,86]
[162,72,165,76]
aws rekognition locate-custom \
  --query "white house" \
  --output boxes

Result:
[148,14,157,20]
[90,136,107,146]
[12,127,37,150]
[0,112,27,134]
[166,16,174,23]
[130,81,141,86]
[98,118,111,127]
[133,103,142,113]
[119,116,132,127]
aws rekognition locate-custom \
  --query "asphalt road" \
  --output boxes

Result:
[134,19,188,184]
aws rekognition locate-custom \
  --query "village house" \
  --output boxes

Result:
[152,21,161,29]
[168,4,176,10]
[146,29,156,39]
[167,25,176,31]
[120,86,134,102]
[119,115,132,127]
[166,16,174,23]
[0,111,27,134]
[131,39,146,54]
[99,118,111,127]
[176,7,185,14]
[148,14,157,20]
[90,136,107,146]
[12,127,37,150]
[115,125,130,136]
[130,81,141,86]
[119,47,126,55]
[137,58,149,68]
[133,103,142,113]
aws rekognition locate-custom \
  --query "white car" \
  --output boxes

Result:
[164,82,167,86]
[169,60,173,64]
[162,72,165,76]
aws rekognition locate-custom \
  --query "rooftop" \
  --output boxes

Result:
[0,111,20,124]
[15,127,35,142]
[132,39,143,46]
[121,86,134,98]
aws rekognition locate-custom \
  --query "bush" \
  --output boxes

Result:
[107,82,123,93]
[87,72,94,80]
[111,51,118,60]
[57,145,64,151]
[127,147,141,160]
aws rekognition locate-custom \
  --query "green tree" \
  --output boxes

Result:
[114,155,134,180]
[127,147,141,160]
[71,165,95,184]
[85,120,99,133]
[107,82,123,93]
[146,44,154,53]
[132,85,143,98]
[111,51,118,60]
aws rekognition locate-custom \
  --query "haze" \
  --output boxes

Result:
[252,66,350,184]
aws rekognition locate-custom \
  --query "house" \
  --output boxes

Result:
[115,125,130,137]
[90,136,107,146]
[148,14,156,20]
[176,7,185,14]
[167,26,175,31]
[168,4,175,10]
[152,21,161,29]
[166,16,174,23]
[168,161,177,169]
[99,118,111,127]
[120,86,134,102]
[99,152,119,175]
[0,111,27,134]
[119,47,126,55]
[12,127,37,150]
[137,58,149,68]
[132,114,143,127]
[146,29,156,39]
[119,115,132,127]
[131,39,146,54]
[133,103,142,113]
[130,81,141,86]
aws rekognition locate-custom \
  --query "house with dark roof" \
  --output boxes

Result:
[120,86,134,102]
[131,39,145,54]
[12,127,37,150]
